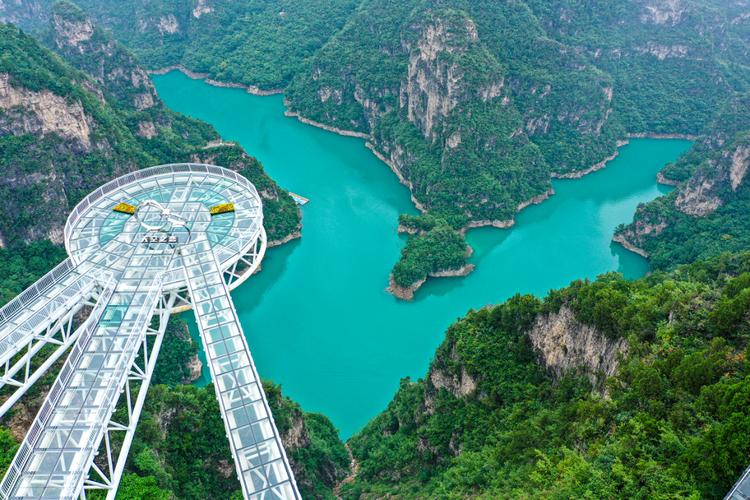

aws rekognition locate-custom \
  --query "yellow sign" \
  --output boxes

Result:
[113,202,136,215]
[209,203,235,216]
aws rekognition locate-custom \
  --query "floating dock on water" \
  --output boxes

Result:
[289,192,310,205]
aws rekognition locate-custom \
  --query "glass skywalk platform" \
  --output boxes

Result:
[0,164,299,500]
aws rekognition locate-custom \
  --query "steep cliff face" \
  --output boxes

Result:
[402,15,481,142]
[424,343,477,415]
[287,1,623,222]
[528,306,628,392]
[0,23,147,243]
[615,94,750,268]
[283,1,623,295]
[50,3,159,113]
[0,72,93,150]
[344,256,750,498]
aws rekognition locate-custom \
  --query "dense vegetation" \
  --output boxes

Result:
[392,216,470,289]
[1,0,359,91]
[526,0,750,136]
[342,252,750,498]
[0,241,66,306]
[616,93,750,270]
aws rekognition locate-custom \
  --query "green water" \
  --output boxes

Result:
[153,71,692,438]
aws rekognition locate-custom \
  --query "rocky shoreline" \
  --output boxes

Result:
[551,133,694,180]
[552,140,630,179]
[268,229,302,248]
[656,171,681,186]
[627,132,698,141]
[462,188,556,231]
[612,233,649,258]
[147,65,283,96]
[388,263,476,300]
[284,110,370,139]
[388,247,475,300]
[365,142,428,212]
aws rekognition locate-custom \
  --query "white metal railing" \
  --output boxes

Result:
[0,273,97,366]
[726,465,750,499]
[64,163,263,255]
[0,278,116,498]
[0,258,75,327]
[64,276,166,498]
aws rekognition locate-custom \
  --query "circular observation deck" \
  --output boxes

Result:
[64,163,266,290]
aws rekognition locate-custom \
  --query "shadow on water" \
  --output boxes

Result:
[155,70,692,438]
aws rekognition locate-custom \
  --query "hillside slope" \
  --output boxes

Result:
[341,252,750,498]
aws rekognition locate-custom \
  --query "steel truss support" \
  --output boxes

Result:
[0,283,108,419]
[79,291,178,500]
[223,231,266,289]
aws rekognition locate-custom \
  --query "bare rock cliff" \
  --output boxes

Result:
[527,306,628,392]
[402,17,481,142]
[675,141,750,217]
[51,9,159,112]
[0,73,92,150]
[424,343,477,414]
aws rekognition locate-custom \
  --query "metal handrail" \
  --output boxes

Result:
[0,278,116,497]
[0,258,75,327]
[63,276,165,497]
[726,465,750,499]
[0,277,97,369]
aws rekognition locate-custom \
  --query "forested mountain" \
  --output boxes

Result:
[0,0,359,91]
[1,1,750,498]
[341,252,750,498]
[4,0,748,295]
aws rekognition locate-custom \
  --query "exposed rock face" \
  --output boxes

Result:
[403,18,478,141]
[0,73,92,150]
[192,0,213,18]
[52,13,94,50]
[51,9,159,112]
[424,344,477,414]
[616,94,750,262]
[730,146,750,191]
[186,353,202,382]
[527,306,628,392]
[675,174,722,216]
[158,14,179,34]
[281,411,310,451]
[635,42,689,60]
[137,120,157,138]
[673,141,750,216]
[640,0,685,26]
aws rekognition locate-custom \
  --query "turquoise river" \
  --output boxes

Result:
[153,71,692,438]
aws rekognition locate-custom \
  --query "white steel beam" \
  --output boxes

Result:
[0,283,112,419]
